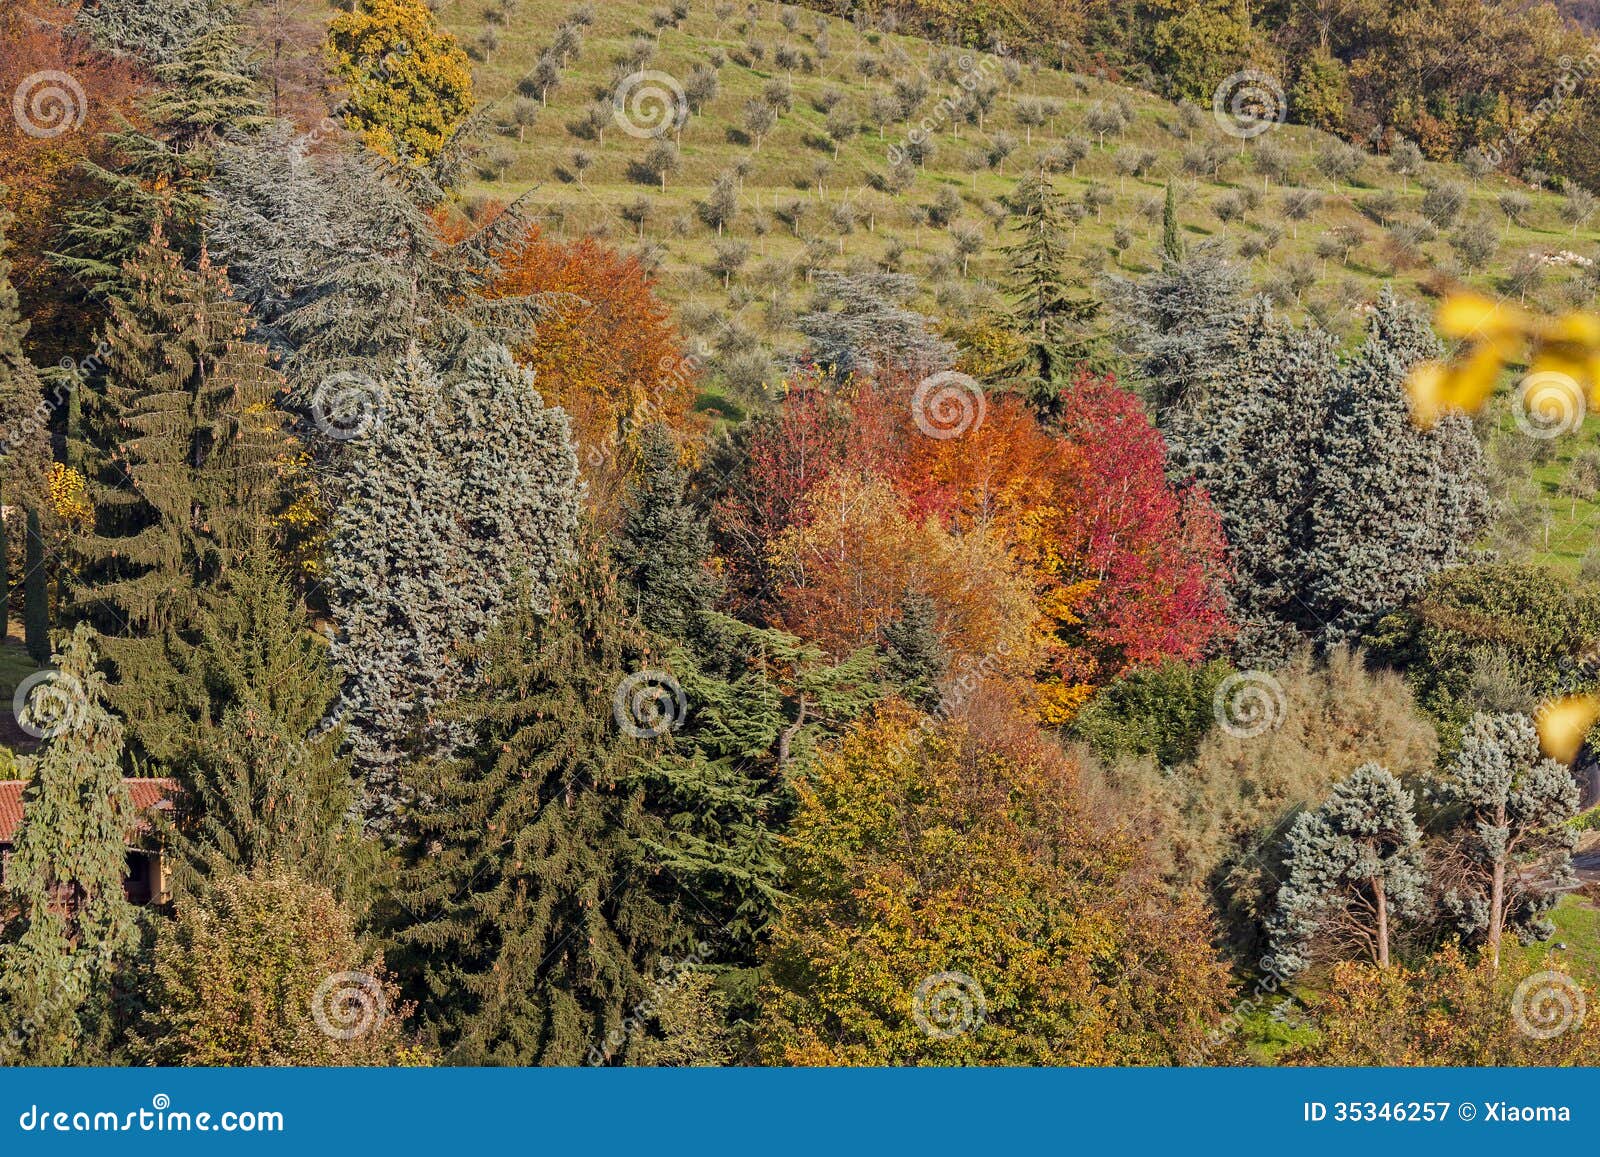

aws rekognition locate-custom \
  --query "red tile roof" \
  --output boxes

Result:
[0,778,178,846]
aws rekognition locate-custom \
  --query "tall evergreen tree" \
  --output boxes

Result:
[23,508,49,665]
[1433,712,1579,968]
[614,423,722,646]
[1161,179,1183,260]
[75,0,236,63]
[795,270,953,380]
[880,588,946,710]
[389,529,682,1064]
[0,203,49,648]
[157,541,361,898]
[1106,241,1246,416]
[1306,290,1490,644]
[326,343,578,827]
[0,627,141,1064]
[1271,763,1427,974]
[54,25,267,299]
[1002,171,1106,413]
[69,233,294,764]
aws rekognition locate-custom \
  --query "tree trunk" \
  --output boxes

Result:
[1374,877,1390,968]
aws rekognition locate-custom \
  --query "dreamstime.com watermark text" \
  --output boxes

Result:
[17,1094,284,1134]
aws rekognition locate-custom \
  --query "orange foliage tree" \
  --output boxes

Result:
[481,222,698,482]
[0,2,145,358]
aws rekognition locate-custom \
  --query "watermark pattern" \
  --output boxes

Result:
[911,971,986,1039]
[911,371,985,440]
[1478,49,1600,171]
[612,70,688,140]
[1513,370,1587,439]
[12,71,87,139]
[611,669,687,739]
[1212,670,1287,739]
[586,940,715,1064]
[310,971,387,1042]
[13,670,88,741]
[1211,70,1286,140]
[309,370,385,441]
[1192,953,1297,1062]
[1511,969,1585,1040]
[885,46,1008,168]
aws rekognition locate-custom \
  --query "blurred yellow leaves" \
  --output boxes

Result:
[1407,292,1600,426]
[1411,293,1600,767]
[45,463,90,528]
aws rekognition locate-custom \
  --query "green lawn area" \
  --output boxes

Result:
[1509,893,1600,984]
[0,641,41,702]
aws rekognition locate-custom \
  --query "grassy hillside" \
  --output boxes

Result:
[438,0,1598,566]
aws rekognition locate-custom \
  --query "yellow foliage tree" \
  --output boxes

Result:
[327,0,474,164]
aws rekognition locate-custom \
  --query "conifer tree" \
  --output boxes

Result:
[795,270,953,380]
[23,508,49,664]
[1161,179,1183,260]
[327,344,578,827]
[70,233,294,763]
[54,26,267,298]
[1271,763,1426,974]
[880,588,946,710]
[615,423,722,646]
[1306,289,1489,644]
[0,627,141,1064]
[390,529,681,1064]
[157,541,361,898]
[0,201,50,646]
[1433,713,1579,968]
[1002,171,1105,412]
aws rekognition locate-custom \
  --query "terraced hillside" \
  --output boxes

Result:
[437,0,1600,569]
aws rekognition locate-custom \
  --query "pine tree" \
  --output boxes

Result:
[327,343,578,827]
[1002,171,1105,413]
[615,423,722,647]
[74,0,235,62]
[69,233,294,763]
[1434,713,1579,969]
[54,25,267,298]
[157,541,361,898]
[880,588,946,710]
[1272,763,1427,974]
[389,529,682,1064]
[0,627,141,1064]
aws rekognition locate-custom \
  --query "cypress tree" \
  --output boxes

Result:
[24,507,48,665]
[390,529,682,1065]
[69,233,294,763]
[1161,179,1183,260]
[0,627,141,1064]
[1434,713,1579,968]
[327,343,578,828]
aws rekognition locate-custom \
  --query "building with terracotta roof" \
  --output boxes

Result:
[0,778,179,906]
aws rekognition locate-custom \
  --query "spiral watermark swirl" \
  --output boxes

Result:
[1511,970,1585,1040]
[311,971,387,1041]
[912,371,986,440]
[911,971,986,1040]
[1212,670,1287,739]
[12,71,87,139]
[612,669,687,739]
[613,70,688,139]
[1211,70,1286,139]
[1513,371,1586,439]
[310,371,385,441]
[13,671,89,740]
